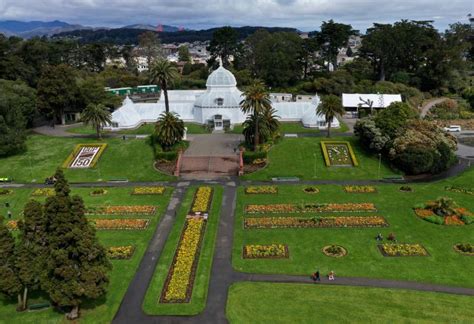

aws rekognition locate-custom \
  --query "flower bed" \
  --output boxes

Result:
[106,246,135,259]
[62,143,107,169]
[160,217,206,303]
[453,243,474,256]
[445,185,474,196]
[243,244,289,259]
[303,186,319,194]
[5,220,18,230]
[0,189,12,195]
[245,203,377,214]
[190,187,213,214]
[244,216,388,229]
[31,188,55,196]
[91,219,150,230]
[378,243,429,257]
[244,186,278,194]
[344,186,377,193]
[414,205,473,225]
[321,141,358,167]
[131,186,166,195]
[86,205,156,216]
[399,186,413,192]
[322,245,347,258]
[90,188,108,196]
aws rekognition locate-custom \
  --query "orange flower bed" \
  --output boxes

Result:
[444,216,465,225]
[86,205,156,215]
[5,220,18,230]
[91,218,150,230]
[244,216,388,229]
[414,209,434,218]
[245,203,376,214]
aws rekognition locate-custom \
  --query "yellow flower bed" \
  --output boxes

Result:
[31,188,55,196]
[191,187,213,214]
[106,246,135,259]
[131,186,166,195]
[161,218,206,303]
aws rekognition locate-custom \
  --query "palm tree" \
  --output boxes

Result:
[317,95,345,138]
[242,108,280,147]
[240,80,272,151]
[81,103,112,139]
[155,112,185,151]
[149,60,179,113]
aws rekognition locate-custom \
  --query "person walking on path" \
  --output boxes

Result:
[312,269,321,282]
[7,210,12,219]
[328,270,335,281]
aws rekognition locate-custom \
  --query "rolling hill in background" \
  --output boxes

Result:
[0,20,97,38]
[53,26,300,44]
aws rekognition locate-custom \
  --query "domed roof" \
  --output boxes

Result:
[206,61,237,88]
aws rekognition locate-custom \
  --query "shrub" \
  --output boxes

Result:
[243,151,267,164]
[155,151,178,162]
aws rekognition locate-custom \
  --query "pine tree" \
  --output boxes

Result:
[41,170,111,319]
[0,217,22,309]
[15,200,47,311]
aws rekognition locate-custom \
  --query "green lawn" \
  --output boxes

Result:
[233,168,474,287]
[68,122,210,135]
[229,121,349,135]
[0,135,174,183]
[0,186,173,324]
[242,137,398,181]
[142,186,223,315]
[226,282,474,324]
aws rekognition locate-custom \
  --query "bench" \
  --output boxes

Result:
[28,302,50,311]
[107,178,129,183]
[272,177,300,182]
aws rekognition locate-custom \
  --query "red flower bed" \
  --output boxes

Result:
[91,218,150,230]
[245,203,377,214]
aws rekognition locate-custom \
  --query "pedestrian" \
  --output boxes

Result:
[7,210,12,219]
[5,202,9,208]
[315,269,321,282]
[328,270,335,281]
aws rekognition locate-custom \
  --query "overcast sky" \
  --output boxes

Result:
[1,0,472,32]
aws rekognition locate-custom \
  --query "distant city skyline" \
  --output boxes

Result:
[1,0,472,32]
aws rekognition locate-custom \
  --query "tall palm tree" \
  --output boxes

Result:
[149,59,179,113]
[155,112,185,151]
[242,108,280,147]
[81,103,112,139]
[240,80,272,151]
[317,95,345,138]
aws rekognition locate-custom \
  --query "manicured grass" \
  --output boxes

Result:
[226,282,474,324]
[0,135,174,183]
[233,169,474,287]
[242,137,398,181]
[0,186,174,324]
[68,122,210,135]
[142,186,223,315]
[229,121,349,134]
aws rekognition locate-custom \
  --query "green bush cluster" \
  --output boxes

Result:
[243,151,267,164]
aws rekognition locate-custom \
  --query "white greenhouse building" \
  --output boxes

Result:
[108,62,339,131]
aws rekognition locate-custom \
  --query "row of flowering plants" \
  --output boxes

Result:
[90,218,150,230]
[344,186,377,193]
[378,243,429,257]
[190,187,213,214]
[245,203,377,214]
[86,205,157,216]
[160,217,207,303]
[31,188,55,196]
[243,244,289,259]
[244,216,388,229]
[131,186,166,195]
[106,246,135,259]
[445,185,474,196]
[244,186,278,194]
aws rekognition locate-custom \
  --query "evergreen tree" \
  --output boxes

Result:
[15,200,47,311]
[41,169,111,319]
[0,217,22,309]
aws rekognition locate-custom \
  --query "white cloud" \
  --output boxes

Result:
[0,0,472,31]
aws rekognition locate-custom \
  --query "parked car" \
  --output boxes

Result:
[443,125,462,132]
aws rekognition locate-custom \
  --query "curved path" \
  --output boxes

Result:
[112,181,474,324]
[420,98,448,118]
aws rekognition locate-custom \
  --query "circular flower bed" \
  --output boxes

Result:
[90,188,108,196]
[322,245,347,258]
[303,186,319,194]
[453,243,474,256]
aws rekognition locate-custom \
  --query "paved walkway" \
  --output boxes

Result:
[420,98,448,118]
[184,134,242,157]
